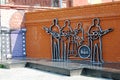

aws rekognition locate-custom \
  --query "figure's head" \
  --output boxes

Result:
[92,18,100,26]
[53,18,58,25]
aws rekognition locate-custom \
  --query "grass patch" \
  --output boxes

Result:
[0,64,5,68]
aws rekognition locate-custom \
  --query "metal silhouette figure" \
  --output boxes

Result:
[87,18,113,63]
[67,22,84,56]
[43,19,84,61]
[60,20,72,60]
[43,18,61,60]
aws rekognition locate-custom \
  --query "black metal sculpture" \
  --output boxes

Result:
[43,18,84,61]
[43,18,61,60]
[43,18,113,64]
[87,18,113,64]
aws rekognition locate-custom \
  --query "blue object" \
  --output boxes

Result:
[11,28,26,58]
[78,45,90,58]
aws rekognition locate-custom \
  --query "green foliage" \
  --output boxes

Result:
[0,64,5,68]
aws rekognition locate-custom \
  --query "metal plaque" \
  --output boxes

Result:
[78,45,90,58]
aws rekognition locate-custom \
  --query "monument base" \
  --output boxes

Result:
[0,59,119,79]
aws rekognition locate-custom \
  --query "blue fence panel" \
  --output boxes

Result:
[11,28,26,58]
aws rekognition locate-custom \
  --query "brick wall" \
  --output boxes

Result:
[25,2,120,62]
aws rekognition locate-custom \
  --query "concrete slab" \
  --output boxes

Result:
[25,59,120,79]
[0,58,119,79]
[25,60,83,76]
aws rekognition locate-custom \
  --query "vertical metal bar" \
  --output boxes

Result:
[64,43,67,61]
[57,39,61,60]
[90,39,93,62]
[72,37,74,54]
[54,41,57,60]
[96,44,100,63]
[54,40,60,61]
[99,37,104,63]
[93,43,97,63]
[52,36,54,60]
[75,41,78,56]
[67,38,70,56]
[55,41,57,60]
[62,40,64,60]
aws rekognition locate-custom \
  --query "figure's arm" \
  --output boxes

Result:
[43,27,50,34]
[100,28,113,36]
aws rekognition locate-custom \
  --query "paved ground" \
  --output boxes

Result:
[0,68,111,80]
